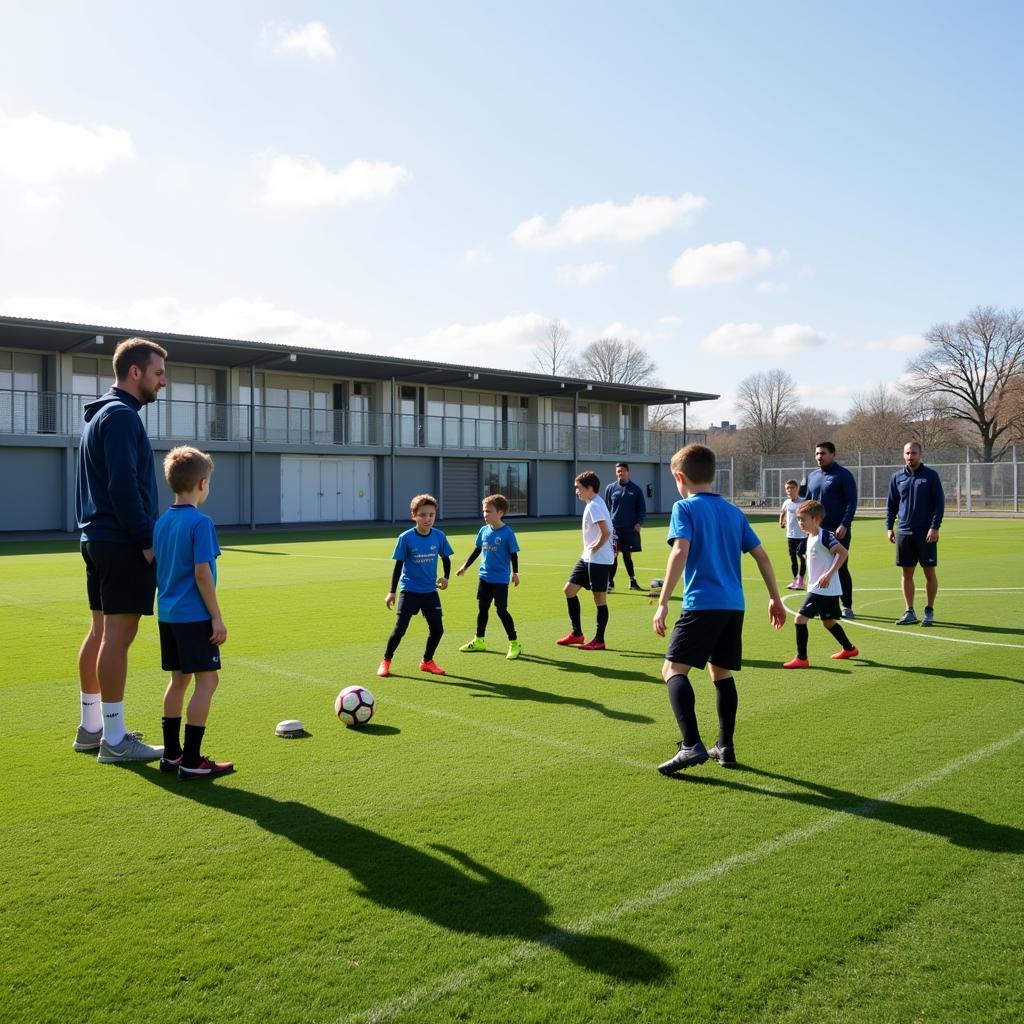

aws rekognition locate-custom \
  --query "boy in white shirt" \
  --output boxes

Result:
[783,500,860,668]
[779,478,806,589]
[556,471,614,651]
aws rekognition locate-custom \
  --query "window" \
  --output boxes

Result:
[483,461,528,516]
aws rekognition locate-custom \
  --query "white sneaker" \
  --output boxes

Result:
[97,733,164,764]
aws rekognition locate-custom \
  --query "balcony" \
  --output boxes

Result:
[0,389,691,458]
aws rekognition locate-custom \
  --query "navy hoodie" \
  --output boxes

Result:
[76,387,159,548]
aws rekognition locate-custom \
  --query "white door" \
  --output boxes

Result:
[320,459,340,521]
[340,458,374,520]
[281,457,303,522]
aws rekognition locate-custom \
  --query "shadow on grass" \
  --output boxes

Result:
[437,672,655,723]
[346,722,402,735]
[669,764,1024,853]
[140,774,669,983]
[855,658,1024,686]
[521,653,661,685]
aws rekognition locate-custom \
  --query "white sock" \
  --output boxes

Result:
[80,693,102,732]
[101,701,127,745]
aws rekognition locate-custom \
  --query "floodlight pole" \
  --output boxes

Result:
[389,377,396,523]
[249,363,256,531]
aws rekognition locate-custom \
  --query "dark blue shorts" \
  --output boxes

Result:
[897,531,938,568]
[159,620,221,674]
[82,541,156,616]
[665,609,744,671]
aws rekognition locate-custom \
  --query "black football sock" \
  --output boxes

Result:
[667,674,701,747]
[161,716,182,759]
[608,560,618,585]
[182,724,206,768]
[713,677,738,748]
[796,623,809,660]
[827,623,854,651]
[595,605,609,642]
[567,595,582,635]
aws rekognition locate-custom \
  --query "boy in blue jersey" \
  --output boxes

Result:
[378,494,454,677]
[153,446,233,780]
[782,500,859,668]
[455,494,522,659]
[653,444,786,774]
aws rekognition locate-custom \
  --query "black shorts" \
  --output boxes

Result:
[477,580,509,606]
[665,610,744,671]
[614,529,642,554]
[82,541,156,616]
[567,559,611,593]
[797,594,843,620]
[396,591,444,617]
[787,537,807,557]
[159,620,222,673]
[897,531,938,568]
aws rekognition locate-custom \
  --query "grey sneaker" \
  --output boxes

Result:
[708,743,737,767]
[841,607,855,620]
[657,740,709,775]
[922,608,935,626]
[73,726,102,752]
[97,733,164,764]
[895,609,919,626]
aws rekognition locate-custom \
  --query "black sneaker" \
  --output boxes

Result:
[657,740,709,775]
[160,753,183,774]
[629,579,643,591]
[607,580,615,592]
[708,743,737,767]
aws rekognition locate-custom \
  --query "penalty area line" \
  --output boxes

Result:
[349,725,1024,1024]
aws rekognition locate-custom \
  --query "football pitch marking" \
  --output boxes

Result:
[351,725,1024,1024]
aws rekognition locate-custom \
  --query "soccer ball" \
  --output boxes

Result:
[335,685,375,728]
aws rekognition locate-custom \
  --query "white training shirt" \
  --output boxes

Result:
[805,527,843,596]
[581,494,615,564]
[781,498,804,539]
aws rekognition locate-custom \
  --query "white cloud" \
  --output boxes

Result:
[599,321,664,345]
[865,333,924,353]
[511,192,707,246]
[261,21,336,61]
[670,242,785,288]
[556,261,616,286]
[0,106,134,204]
[259,154,411,207]
[658,315,683,326]
[0,295,370,350]
[702,322,827,357]
[407,313,554,368]
[754,280,790,294]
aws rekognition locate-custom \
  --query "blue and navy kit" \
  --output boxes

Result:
[886,464,945,533]
[801,463,858,542]
[76,388,160,548]
[392,527,454,593]
[153,504,221,622]
[474,523,520,584]
[667,493,761,611]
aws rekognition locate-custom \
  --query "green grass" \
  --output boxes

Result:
[2,515,1022,1024]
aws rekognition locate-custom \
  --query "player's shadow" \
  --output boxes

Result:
[924,620,1024,638]
[437,673,655,723]
[144,777,669,982]
[523,653,663,685]
[671,765,1024,853]
[856,658,1023,686]
[743,658,853,674]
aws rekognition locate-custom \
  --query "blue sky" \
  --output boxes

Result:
[1,1,1021,424]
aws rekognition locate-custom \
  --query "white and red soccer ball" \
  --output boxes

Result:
[335,685,375,727]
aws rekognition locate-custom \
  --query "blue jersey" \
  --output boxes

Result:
[153,504,221,622]
[475,523,520,584]
[667,493,761,611]
[392,527,454,594]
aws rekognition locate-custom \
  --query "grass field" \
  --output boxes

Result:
[2,514,1023,1024]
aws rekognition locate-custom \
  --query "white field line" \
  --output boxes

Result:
[350,726,1024,1024]
[779,595,1024,649]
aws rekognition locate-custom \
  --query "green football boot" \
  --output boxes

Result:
[459,637,487,653]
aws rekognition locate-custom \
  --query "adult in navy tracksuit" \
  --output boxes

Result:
[800,441,858,618]
[886,441,945,627]
[74,337,168,764]
[604,462,646,591]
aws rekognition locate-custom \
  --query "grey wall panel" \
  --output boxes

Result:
[0,446,64,530]
[393,457,436,520]
[538,461,572,516]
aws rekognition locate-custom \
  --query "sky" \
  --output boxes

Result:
[1,1,1022,426]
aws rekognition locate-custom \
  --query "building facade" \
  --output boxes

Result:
[0,316,717,533]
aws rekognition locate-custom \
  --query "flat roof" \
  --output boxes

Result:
[0,314,718,406]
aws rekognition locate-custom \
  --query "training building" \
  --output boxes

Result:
[0,315,717,533]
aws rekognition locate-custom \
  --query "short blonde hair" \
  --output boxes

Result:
[164,446,213,495]
[670,444,716,484]
[410,494,438,515]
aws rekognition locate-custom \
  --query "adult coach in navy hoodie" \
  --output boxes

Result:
[604,462,646,591]
[800,441,858,619]
[74,337,168,764]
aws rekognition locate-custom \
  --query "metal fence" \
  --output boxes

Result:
[0,389,701,459]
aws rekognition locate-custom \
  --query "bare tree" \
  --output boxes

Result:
[569,337,658,386]
[532,318,574,376]
[902,393,967,451]
[904,305,1024,460]
[647,403,684,431]
[838,384,910,455]
[735,369,798,455]
[788,405,835,455]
